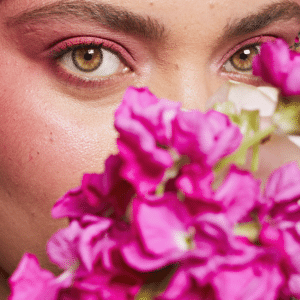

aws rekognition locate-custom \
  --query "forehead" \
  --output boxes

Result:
[117,0,272,26]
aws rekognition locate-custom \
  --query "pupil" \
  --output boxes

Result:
[239,51,249,61]
[84,49,94,61]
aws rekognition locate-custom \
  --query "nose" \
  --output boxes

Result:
[145,59,222,112]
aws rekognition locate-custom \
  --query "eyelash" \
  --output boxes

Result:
[49,37,135,88]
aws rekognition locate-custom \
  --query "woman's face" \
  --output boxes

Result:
[0,0,300,287]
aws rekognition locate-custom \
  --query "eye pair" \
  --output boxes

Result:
[55,37,300,87]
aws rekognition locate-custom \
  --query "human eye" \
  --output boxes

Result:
[219,36,279,85]
[221,35,300,82]
[49,37,134,88]
[222,43,261,75]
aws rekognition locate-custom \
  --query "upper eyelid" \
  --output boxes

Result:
[227,43,261,66]
[50,43,104,58]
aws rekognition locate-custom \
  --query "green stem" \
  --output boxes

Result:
[251,143,260,172]
[215,125,276,173]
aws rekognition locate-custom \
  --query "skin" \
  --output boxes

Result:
[0,0,300,298]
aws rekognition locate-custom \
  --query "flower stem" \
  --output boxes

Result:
[215,125,276,173]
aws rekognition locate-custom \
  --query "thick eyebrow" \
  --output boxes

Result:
[6,0,166,41]
[222,0,300,40]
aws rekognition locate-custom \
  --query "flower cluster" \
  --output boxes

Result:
[8,83,300,300]
[9,39,300,299]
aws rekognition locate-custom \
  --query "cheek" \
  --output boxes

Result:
[0,54,119,208]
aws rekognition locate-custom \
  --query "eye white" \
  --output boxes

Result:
[59,47,129,80]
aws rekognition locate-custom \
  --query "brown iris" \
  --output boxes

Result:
[72,46,103,72]
[230,45,259,72]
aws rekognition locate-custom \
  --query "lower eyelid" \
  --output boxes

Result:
[51,61,135,89]
[219,71,266,87]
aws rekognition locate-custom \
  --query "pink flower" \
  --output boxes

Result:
[15,84,300,300]
[258,162,300,297]
[175,163,214,201]
[122,194,198,272]
[122,192,256,277]
[288,274,300,298]
[156,234,259,300]
[48,215,130,273]
[212,258,284,300]
[214,166,261,225]
[114,87,177,195]
[45,214,141,299]
[58,262,142,300]
[52,155,134,220]
[172,109,242,168]
[264,161,300,205]
[253,39,300,96]
[156,266,216,300]
[9,253,72,300]
[260,162,300,247]
[115,87,181,146]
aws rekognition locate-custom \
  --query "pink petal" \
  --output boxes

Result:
[265,162,300,203]
[215,166,260,224]
[212,262,283,300]
[135,197,190,256]
[9,254,70,300]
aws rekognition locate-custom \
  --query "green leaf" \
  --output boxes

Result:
[273,95,300,135]
[134,264,179,300]
[234,220,260,243]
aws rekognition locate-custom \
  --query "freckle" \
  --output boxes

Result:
[175,64,179,70]
[149,2,154,6]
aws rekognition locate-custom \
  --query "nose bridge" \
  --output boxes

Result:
[147,58,213,112]
[177,65,212,111]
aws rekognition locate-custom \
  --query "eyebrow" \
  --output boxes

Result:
[6,0,166,41]
[222,0,300,40]
[6,0,300,46]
